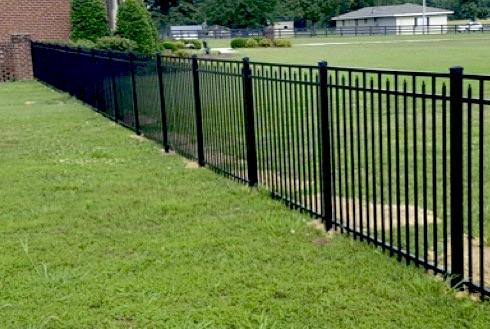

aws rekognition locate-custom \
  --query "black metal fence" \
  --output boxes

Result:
[165,24,490,39]
[31,42,490,299]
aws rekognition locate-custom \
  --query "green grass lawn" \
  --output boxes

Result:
[208,34,490,73]
[2,81,490,328]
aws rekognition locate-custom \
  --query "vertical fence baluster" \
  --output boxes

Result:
[109,52,119,123]
[318,61,333,231]
[191,55,205,166]
[129,53,141,134]
[156,54,170,152]
[478,80,485,299]
[449,66,464,288]
[242,57,258,187]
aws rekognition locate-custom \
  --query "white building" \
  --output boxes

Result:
[272,20,295,38]
[169,25,204,40]
[332,3,454,35]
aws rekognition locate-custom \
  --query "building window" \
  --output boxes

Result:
[364,19,368,24]
[374,18,377,23]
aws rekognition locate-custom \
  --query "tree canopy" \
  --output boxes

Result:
[71,0,110,41]
[117,0,159,54]
[144,0,490,28]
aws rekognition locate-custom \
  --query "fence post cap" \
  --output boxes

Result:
[450,66,464,74]
[318,61,328,68]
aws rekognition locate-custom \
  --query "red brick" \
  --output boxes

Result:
[0,0,71,42]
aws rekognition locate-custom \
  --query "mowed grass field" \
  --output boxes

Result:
[2,82,490,327]
[208,34,490,73]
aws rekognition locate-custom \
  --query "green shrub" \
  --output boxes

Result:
[258,38,273,47]
[189,40,203,50]
[174,50,191,58]
[161,41,178,52]
[245,38,258,48]
[95,36,137,52]
[273,39,292,48]
[174,41,185,49]
[160,40,185,52]
[116,0,158,54]
[70,39,96,49]
[230,38,248,48]
[70,0,110,42]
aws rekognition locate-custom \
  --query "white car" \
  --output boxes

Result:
[457,21,483,32]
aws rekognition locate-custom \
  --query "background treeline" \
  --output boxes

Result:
[144,0,490,28]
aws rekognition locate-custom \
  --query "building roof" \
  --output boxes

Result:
[169,25,204,31]
[332,3,453,21]
[207,25,230,31]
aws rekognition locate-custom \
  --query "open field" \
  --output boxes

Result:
[207,34,490,73]
[2,81,490,327]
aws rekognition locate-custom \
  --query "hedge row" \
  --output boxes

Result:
[231,37,292,49]
[160,40,203,52]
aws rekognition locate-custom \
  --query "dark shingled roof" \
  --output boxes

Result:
[332,3,453,21]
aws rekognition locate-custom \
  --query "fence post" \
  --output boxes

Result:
[191,55,205,166]
[91,49,99,111]
[109,52,119,123]
[242,57,258,187]
[129,53,141,135]
[156,54,170,152]
[449,65,464,288]
[318,61,333,231]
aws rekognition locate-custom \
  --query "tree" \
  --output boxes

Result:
[165,0,204,25]
[145,0,179,15]
[203,0,276,28]
[116,0,158,54]
[70,0,110,41]
[145,0,490,27]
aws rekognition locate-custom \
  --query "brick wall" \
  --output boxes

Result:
[0,42,14,81]
[0,34,33,82]
[0,0,70,82]
[0,0,71,42]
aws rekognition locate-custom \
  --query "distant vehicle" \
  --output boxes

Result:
[457,21,483,32]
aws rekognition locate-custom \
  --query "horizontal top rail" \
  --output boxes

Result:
[463,73,490,81]
[328,65,451,78]
[195,57,243,65]
[250,61,318,70]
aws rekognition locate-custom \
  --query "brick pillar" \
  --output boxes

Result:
[10,34,33,81]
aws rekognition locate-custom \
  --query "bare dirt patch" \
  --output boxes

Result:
[129,134,147,142]
[312,194,437,231]
[184,159,199,169]
[430,236,490,286]
[161,149,176,156]
[308,219,339,246]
